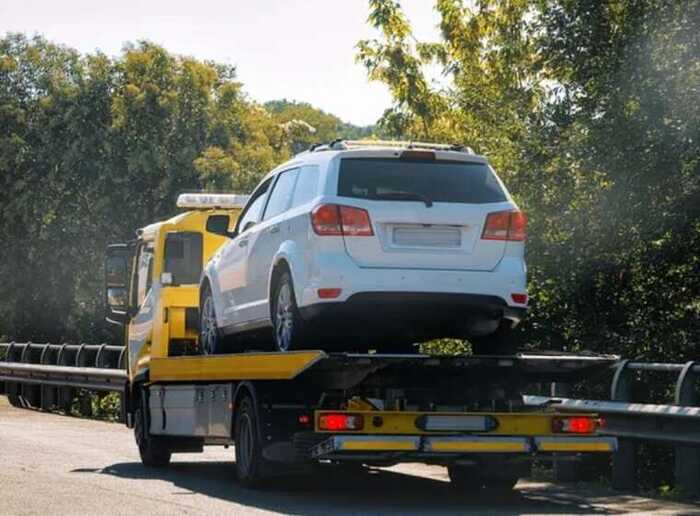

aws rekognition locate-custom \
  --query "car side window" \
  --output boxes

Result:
[262,168,299,221]
[236,179,272,234]
[290,165,320,208]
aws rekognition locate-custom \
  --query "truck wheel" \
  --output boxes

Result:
[271,273,306,352]
[234,395,268,488]
[134,407,171,467]
[200,286,223,355]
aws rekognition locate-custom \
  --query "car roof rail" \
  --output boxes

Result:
[308,139,474,154]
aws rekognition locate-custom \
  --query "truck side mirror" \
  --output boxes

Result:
[206,214,234,238]
[105,244,131,325]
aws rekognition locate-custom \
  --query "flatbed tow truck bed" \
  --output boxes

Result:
[2,346,619,490]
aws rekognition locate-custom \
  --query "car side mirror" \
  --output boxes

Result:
[105,244,131,325]
[206,214,234,237]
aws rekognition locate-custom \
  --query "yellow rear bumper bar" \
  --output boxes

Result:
[312,435,617,457]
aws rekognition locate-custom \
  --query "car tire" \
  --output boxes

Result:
[271,272,307,352]
[200,286,224,355]
[234,395,269,488]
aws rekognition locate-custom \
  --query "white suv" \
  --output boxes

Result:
[199,141,527,355]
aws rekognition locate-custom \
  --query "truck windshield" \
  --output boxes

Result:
[338,158,507,204]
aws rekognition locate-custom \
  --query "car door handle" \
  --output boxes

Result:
[238,239,249,248]
[269,225,280,234]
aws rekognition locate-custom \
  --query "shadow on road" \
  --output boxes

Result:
[73,460,621,515]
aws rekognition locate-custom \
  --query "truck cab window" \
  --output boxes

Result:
[136,243,155,307]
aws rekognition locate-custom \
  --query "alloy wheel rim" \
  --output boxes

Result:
[275,283,293,352]
[201,296,217,355]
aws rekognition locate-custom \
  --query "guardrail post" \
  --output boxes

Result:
[674,361,700,497]
[610,360,637,491]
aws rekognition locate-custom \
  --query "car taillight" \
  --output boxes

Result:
[311,204,373,236]
[551,416,599,434]
[318,413,364,431]
[482,210,527,241]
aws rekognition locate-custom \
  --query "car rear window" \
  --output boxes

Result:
[338,158,507,204]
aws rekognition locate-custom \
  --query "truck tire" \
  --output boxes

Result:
[271,273,307,352]
[234,395,269,488]
[134,407,171,467]
[7,393,24,408]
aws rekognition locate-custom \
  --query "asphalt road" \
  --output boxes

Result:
[1,398,698,515]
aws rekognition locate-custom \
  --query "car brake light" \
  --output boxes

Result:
[311,204,373,236]
[318,413,364,431]
[311,204,342,235]
[552,416,599,434]
[482,210,527,241]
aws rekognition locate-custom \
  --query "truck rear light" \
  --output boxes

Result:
[318,288,342,299]
[552,416,599,434]
[511,293,528,304]
[311,204,373,237]
[482,210,527,241]
[318,413,364,431]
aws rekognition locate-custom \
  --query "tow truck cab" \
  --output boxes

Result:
[105,193,247,381]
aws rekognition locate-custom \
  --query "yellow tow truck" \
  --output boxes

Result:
[1,193,618,492]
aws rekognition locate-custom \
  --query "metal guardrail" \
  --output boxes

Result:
[527,358,700,496]
[0,342,127,414]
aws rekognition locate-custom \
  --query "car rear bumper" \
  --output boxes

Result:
[299,292,527,328]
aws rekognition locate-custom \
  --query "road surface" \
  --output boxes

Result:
[1,398,697,515]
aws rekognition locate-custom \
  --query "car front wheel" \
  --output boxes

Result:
[200,286,222,355]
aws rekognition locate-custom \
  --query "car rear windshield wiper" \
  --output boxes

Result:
[370,191,434,207]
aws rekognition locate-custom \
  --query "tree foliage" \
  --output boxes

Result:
[0,34,369,343]
[358,0,699,364]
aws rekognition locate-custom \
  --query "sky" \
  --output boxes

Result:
[0,0,443,126]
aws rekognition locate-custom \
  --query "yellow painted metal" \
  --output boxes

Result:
[536,440,614,452]
[313,410,599,436]
[340,440,418,451]
[149,350,327,382]
[126,207,242,380]
[428,440,528,453]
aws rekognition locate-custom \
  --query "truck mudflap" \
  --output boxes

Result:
[311,434,617,458]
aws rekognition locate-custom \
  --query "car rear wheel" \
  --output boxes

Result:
[200,287,222,355]
[271,273,307,352]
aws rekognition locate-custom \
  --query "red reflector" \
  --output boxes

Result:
[298,414,310,425]
[318,288,342,299]
[482,210,527,241]
[552,417,598,434]
[511,293,528,304]
[318,413,364,431]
